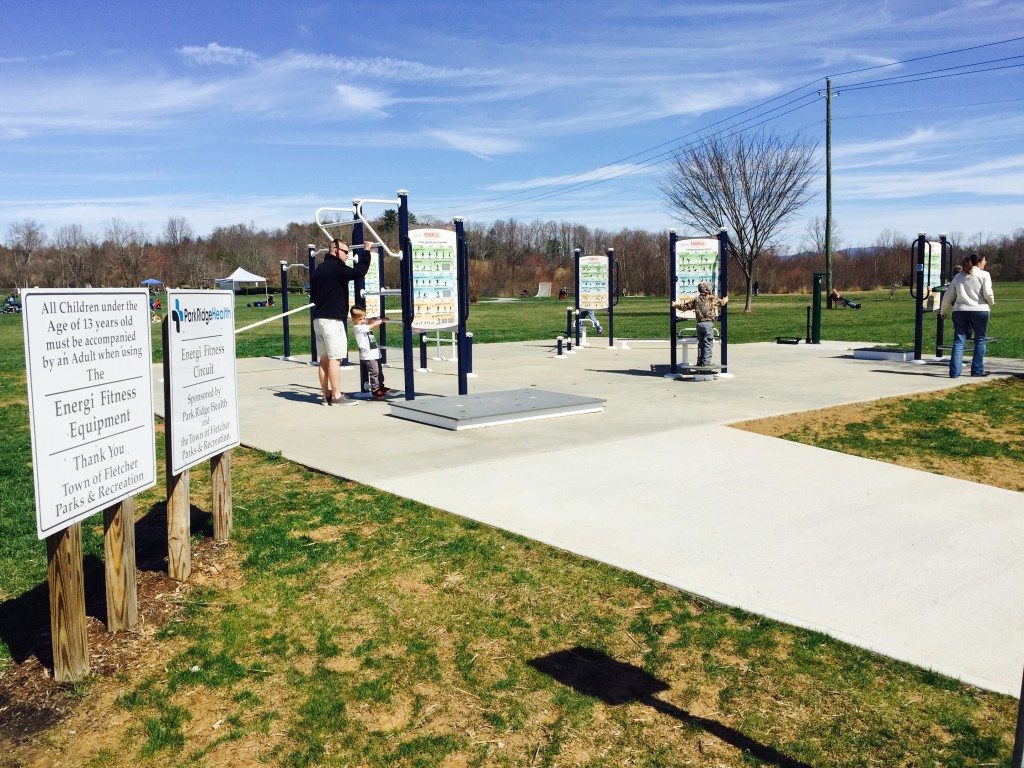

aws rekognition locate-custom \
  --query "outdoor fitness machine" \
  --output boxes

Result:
[908,232,953,362]
[573,247,620,347]
[668,228,730,376]
[311,191,472,400]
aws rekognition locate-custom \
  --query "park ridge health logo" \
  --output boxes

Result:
[171,298,232,333]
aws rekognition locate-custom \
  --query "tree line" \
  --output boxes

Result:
[4,214,1022,301]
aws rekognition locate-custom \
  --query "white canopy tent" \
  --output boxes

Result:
[214,267,269,300]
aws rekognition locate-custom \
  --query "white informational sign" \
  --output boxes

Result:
[409,228,458,330]
[363,250,382,318]
[925,241,943,288]
[578,254,611,311]
[165,290,241,475]
[22,289,157,539]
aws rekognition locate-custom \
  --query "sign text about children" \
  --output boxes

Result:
[166,290,240,474]
[22,289,157,539]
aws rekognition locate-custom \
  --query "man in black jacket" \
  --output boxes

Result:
[311,239,371,405]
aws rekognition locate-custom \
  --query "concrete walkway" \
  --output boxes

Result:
[155,339,1024,696]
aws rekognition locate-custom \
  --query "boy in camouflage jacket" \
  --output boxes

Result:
[670,281,728,366]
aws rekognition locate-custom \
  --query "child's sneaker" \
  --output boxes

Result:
[371,389,387,401]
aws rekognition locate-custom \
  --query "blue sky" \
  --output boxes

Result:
[2,0,1022,249]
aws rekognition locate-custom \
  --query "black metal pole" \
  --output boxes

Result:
[279,260,291,359]
[573,248,581,346]
[668,230,678,373]
[913,233,926,361]
[811,272,825,344]
[455,217,469,395]
[376,245,388,365]
[606,247,615,347]
[399,191,414,400]
[717,228,729,374]
[308,244,317,364]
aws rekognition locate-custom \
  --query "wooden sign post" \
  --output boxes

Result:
[103,498,138,631]
[211,451,232,541]
[46,524,89,682]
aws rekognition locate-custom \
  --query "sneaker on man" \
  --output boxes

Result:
[371,389,387,401]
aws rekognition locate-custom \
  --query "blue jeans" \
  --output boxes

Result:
[697,321,715,365]
[949,311,989,377]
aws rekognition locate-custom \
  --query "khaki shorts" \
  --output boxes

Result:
[314,318,348,359]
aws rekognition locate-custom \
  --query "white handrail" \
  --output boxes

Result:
[314,207,356,242]
[354,198,401,259]
[235,303,313,335]
[314,201,404,260]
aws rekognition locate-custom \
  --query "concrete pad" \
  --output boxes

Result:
[153,339,1024,695]
[388,388,605,430]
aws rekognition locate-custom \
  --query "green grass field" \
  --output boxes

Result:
[2,285,1020,368]
[1,287,1022,766]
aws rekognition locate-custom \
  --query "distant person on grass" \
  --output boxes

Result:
[939,253,995,378]
[829,288,861,309]
[311,239,370,406]
[350,306,393,401]
[670,281,728,366]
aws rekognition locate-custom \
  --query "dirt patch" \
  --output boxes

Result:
[0,536,237,763]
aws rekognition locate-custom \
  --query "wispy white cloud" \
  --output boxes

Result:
[429,130,527,159]
[484,164,651,192]
[258,51,501,82]
[839,154,1024,198]
[334,84,395,114]
[0,50,74,64]
[179,42,260,67]
[836,128,939,158]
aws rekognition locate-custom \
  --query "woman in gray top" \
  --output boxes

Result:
[939,253,995,378]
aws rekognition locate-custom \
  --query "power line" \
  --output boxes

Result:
[450,80,823,215]
[455,92,821,217]
[441,37,1024,220]
[830,34,1024,78]
[841,61,1024,92]
[835,95,1024,120]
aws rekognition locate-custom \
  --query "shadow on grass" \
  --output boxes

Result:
[529,647,811,768]
[0,503,212,669]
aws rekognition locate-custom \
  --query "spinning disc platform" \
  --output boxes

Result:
[388,388,605,430]
[650,363,721,381]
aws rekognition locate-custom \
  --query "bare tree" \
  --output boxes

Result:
[162,215,204,287]
[659,129,818,311]
[5,219,47,287]
[871,228,911,297]
[103,218,149,287]
[802,216,844,304]
[52,224,97,287]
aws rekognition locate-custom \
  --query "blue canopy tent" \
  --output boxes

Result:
[139,278,163,288]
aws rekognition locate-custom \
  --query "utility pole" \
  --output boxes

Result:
[824,77,833,307]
